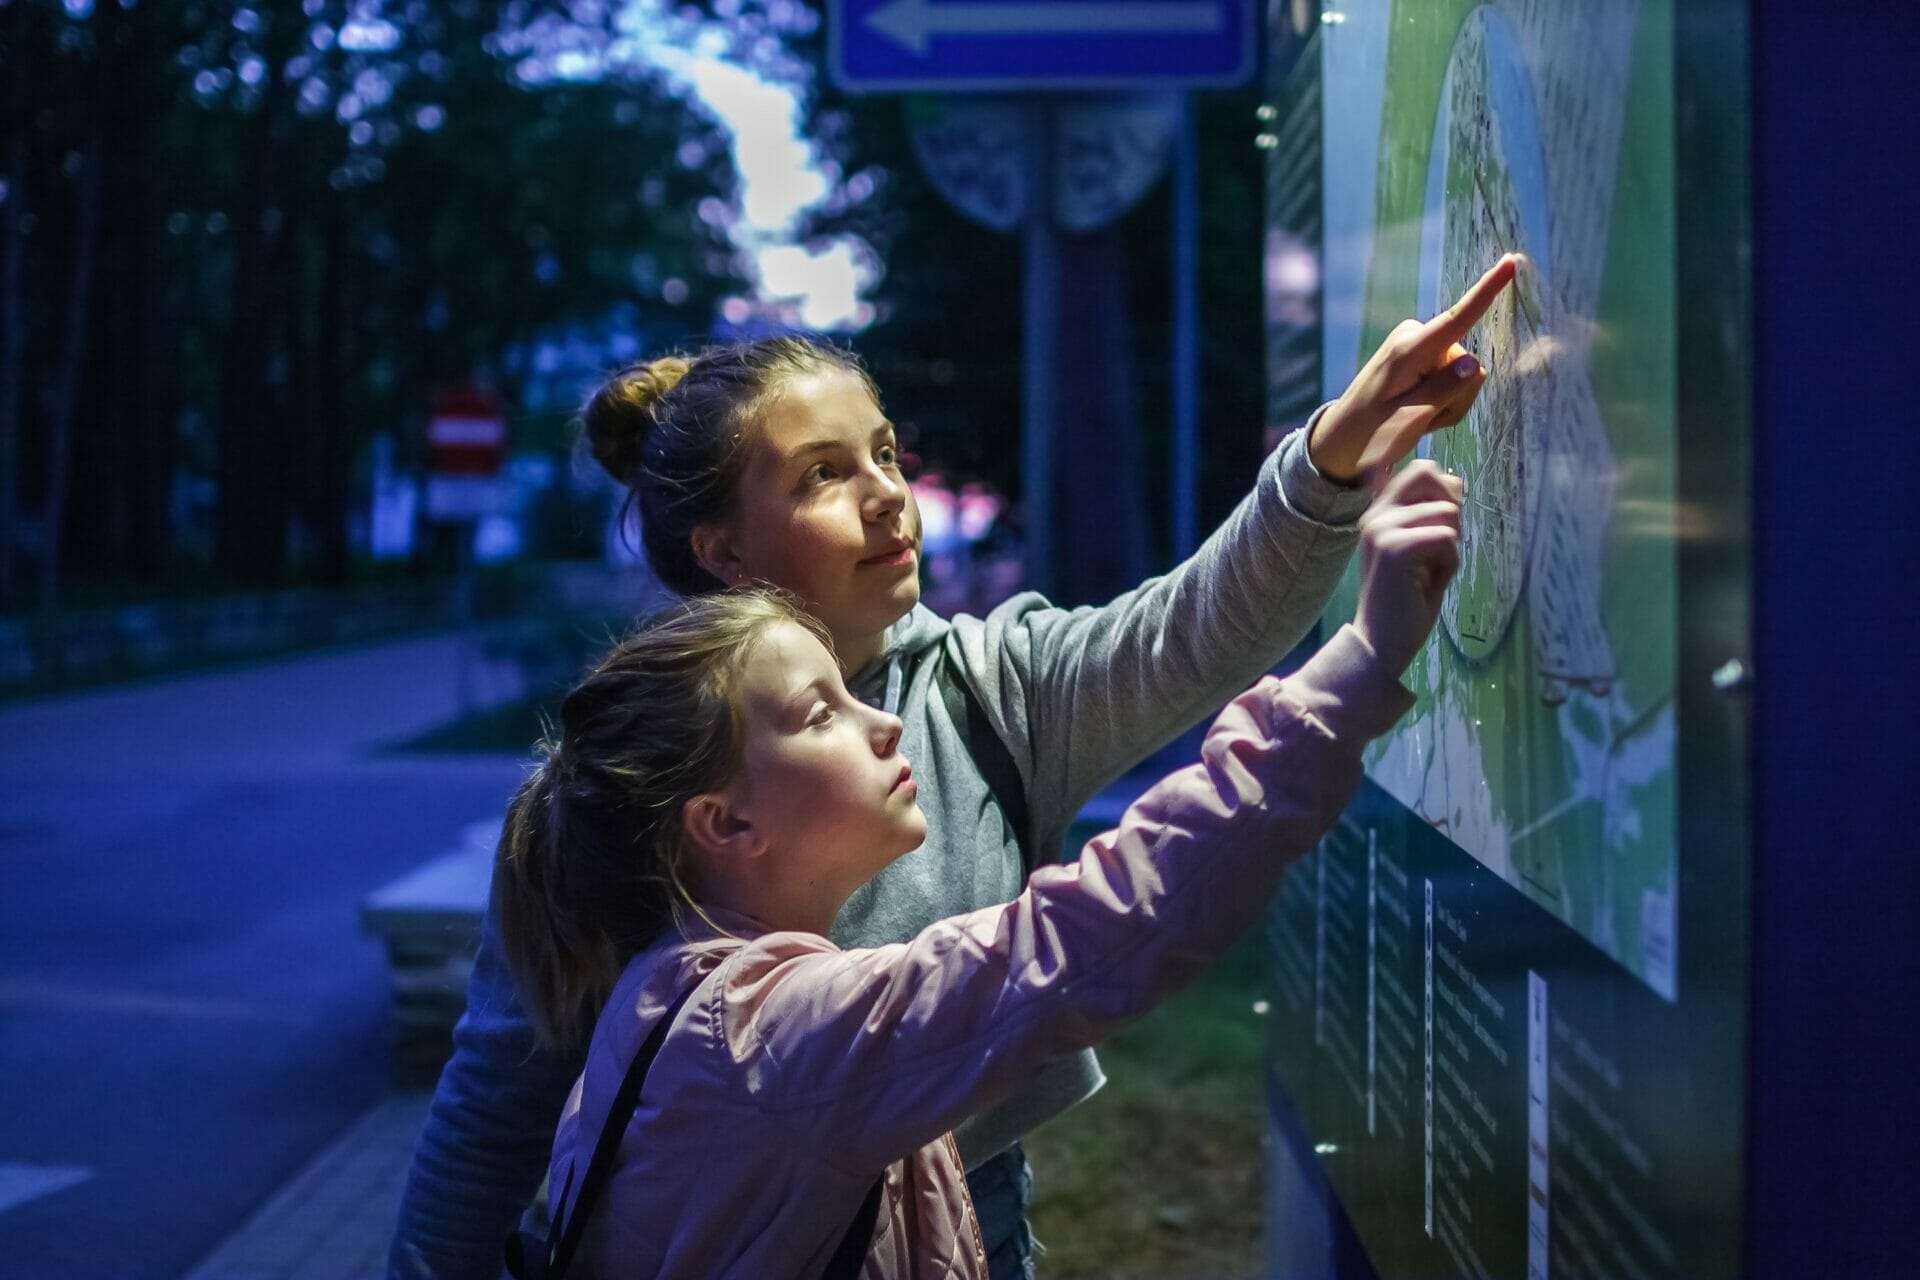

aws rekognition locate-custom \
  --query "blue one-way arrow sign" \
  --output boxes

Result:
[830,0,1254,92]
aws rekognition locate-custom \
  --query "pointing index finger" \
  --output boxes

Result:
[1416,253,1520,356]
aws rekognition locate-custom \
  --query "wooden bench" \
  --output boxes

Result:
[360,821,497,1087]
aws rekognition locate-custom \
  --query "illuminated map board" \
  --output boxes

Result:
[1264,3,1747,1278]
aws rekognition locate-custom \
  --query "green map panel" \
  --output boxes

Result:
[1321,0,1677,999]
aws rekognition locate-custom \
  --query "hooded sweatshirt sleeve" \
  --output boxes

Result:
[946,420,1371,855]
[719,625,1413,1177]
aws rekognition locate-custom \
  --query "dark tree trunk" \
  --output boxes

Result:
[126,123,177,581]
[69,0,181,584]
[40,125,103,610]
[0,0,34,613]
[314,193,350,581]
[1050,223,1150,608]
[213,14,296,583]
[119,0,176,581]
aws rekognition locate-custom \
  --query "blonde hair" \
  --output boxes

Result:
[493,588,831,1047]
[579,335,882,596]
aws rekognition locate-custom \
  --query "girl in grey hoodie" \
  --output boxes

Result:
[388,256,1517,1280]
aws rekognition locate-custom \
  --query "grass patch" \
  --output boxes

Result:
[380,616,629,755]
[1024,930,1271,1279]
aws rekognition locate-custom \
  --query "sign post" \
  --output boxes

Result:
[1020,98,1056,597]
[423,387,507,712]
[830,0,1252,594]
[1171,92,1199,558]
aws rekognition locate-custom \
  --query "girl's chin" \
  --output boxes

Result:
[820,583,919,642]
[883,579,921,618]
[894,816,929,855]
[877,565,921,599]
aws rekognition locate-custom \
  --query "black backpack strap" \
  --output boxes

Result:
[540,982,699,1280]
[818,1173,887,1280]
[937,654,1036,872]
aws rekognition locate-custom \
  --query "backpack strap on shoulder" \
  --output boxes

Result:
[515,982,698,1280]
[937,654,1037,872]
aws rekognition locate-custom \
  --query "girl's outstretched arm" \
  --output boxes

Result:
[947,422,1368,852]
[945,257,1513,854]
[726,620,1414,1177]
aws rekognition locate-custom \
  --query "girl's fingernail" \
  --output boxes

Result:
[1452,354,1480,378]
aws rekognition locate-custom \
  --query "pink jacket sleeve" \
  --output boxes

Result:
[715,623,1416,1178]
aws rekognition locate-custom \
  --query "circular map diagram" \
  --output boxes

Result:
[1417,6,1554,662]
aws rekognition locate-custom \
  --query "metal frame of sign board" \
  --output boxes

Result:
[1667,0,1753,1261]
[827,0,1256,93]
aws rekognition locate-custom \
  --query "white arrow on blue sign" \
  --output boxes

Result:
[830,0,1254,93]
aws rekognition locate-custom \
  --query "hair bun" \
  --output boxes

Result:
[582,355,692,484]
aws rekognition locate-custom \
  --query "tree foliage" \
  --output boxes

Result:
[0,0,1271,614]
[1,0,742,606]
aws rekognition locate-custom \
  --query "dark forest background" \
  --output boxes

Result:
[0,0,1272,618]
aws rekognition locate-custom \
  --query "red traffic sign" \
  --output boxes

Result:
[427,389,506,476]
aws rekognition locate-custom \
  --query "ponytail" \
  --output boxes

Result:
[493,761,622,1049]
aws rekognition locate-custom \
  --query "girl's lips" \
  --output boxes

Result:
[891,763,915,795]
[859,546,916,569]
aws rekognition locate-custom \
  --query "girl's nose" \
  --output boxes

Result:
[863,465,907,522]
[871,710,903,757]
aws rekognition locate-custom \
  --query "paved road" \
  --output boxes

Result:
[0,635,534,1280]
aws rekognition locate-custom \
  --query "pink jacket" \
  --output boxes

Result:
[548,624,1413,1279]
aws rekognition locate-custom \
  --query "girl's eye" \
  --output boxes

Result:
[809,704,835,729]
[877,444,898,467]
[805,463,837,485]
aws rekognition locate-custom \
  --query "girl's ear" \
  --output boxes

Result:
[680,790,765,862]
[689,523,743,588]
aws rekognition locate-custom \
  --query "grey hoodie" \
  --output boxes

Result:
[839,421,1369,1161]
[388,422,1370,1279]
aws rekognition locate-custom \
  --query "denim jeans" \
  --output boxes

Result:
[964,1144,1036,1280]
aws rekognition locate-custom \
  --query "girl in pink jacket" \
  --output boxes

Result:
[494,459,1463,1279]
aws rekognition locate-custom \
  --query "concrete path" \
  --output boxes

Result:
[0,633,532,1280]
[181,1094,431,1280]
[0,631,530,779]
